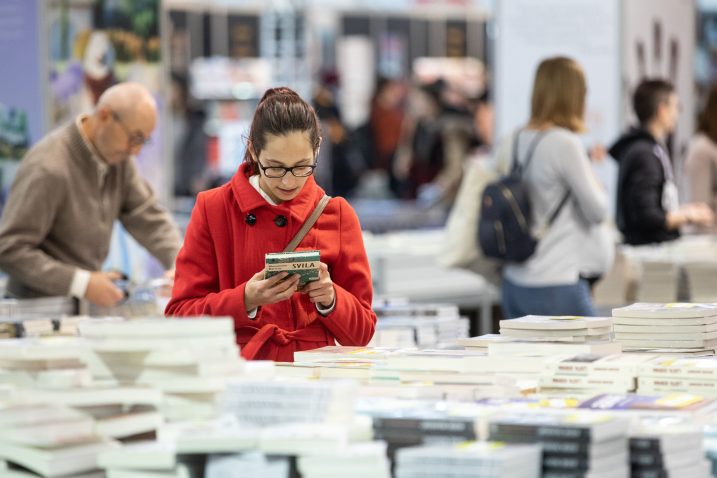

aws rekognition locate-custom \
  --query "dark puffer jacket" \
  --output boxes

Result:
[609,127,679,245]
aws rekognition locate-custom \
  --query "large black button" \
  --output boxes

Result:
[274,215,288,227]
[245,213,256,226]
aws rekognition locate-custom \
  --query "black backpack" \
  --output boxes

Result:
[478,130,570,263]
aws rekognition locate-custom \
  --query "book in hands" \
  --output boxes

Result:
[265,250,320,289]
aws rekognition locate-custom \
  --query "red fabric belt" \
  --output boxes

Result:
[237,322,328,360]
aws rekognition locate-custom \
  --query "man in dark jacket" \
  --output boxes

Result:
[610,79,713,245]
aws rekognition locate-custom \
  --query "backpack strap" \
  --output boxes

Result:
[513,128,572,239]
[283,194,331,252]
[511,129,548,176]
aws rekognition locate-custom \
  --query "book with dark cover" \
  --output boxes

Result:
[630,451,667,467]
[372,417,477,436]
[489,413,626,443]
[265,250,320,288]
[629,467,668,478]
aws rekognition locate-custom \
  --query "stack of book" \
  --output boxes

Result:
[703,419,717,477]
[499,315,614,343]
[636,261,679,303]
[370,316,470,348]
[15,384,164,441]
[297,441,391,478]
[205,452,289,478]
[577,393,717,419]
[635,356,717,396]
[612,303,717,354]
[372,412,480,459]
[629,419,712,478]
[393,441,542,478]
[98,441,182,478]
[0,336,91,390]
[157,415,259,455]
[371,302,469,349]
[79,317,243,421]
[0,317,56,339]
[0,297,75,320]
[685,262,717,302]
[593,252,628,307]
[0,404,118,477]
[218,379,358,427]
[488,412,630,478]
[539,354,658,395]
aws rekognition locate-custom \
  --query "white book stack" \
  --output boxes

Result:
[475,316,621,360]
[500,316,614,343]
[98,441,200,478]
[540,354,658,395]
[157,415,259,454]
[0,404,118,477]
[205,452,289,478]
[488,412,630,478]
[297,441,391,478]
[79,317,244,421]
[371,349,523,400]
[0,336,92,390]
[458,334,519,352]
[636,356,717,396]
[636,261,679,303]
[593,252,629,307]
[629,419,712,478]
[369,316,470,348]
[218,378,358,427]
[394,441,542,478]
[14,385,164,441]
[373,302,461,320]
[0,297,75,320]
[612,303,717,353]
[684,262,717,302]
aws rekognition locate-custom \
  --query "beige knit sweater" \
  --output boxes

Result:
[0,120,181,298]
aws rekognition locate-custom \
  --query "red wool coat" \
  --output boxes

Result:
[165,163,377,361]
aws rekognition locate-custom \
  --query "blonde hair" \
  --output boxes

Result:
[529,57,586,132]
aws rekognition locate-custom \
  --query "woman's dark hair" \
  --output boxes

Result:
[244,87,321,173]
[699,82,717,144]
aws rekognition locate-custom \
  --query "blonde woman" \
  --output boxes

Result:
[496,57,607,319]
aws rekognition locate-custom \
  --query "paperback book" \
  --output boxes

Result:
[264,250,320,288]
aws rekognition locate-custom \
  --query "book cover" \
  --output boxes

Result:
[578,393,715,413]
[265,250,320,288]
[612,303,717,319]
[500,315,612,330]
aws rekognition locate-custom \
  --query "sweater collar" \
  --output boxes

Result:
[231,162,325,222]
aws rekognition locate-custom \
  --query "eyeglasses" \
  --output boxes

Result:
[256,159,317,178]
[111,111,152,148]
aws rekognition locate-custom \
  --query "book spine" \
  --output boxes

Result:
[372,417,477,437]
[489,423,590,441]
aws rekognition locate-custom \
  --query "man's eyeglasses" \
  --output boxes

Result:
[256,159,317,178]
[111,111,152,148]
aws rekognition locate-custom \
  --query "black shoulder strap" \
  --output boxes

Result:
[546,190,571,228]
[511,129,549,176]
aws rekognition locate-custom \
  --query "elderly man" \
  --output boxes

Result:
[0,82,181,307]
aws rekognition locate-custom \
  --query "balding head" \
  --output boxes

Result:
[87,82,158,165]
[97,82,157,123]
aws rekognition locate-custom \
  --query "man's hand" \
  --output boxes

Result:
[85,271,124,307]
[302,262,335,309]
[244,270,300,312]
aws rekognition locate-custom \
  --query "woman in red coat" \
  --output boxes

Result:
[166,87,377,361]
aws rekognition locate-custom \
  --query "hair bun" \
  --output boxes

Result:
[259,87,300,103]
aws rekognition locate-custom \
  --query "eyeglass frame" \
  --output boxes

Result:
[254,159,318,178]
[110,111,152,149]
